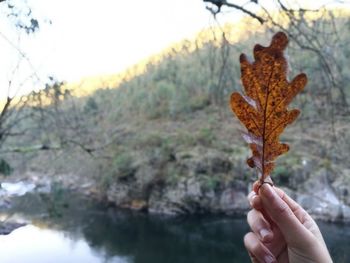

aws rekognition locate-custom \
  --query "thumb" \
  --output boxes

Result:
[259,183,313,245]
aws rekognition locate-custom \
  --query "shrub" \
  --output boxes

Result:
[0,159,13,176]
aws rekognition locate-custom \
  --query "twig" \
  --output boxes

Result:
[203,0,265,24]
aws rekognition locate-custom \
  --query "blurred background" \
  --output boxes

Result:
[0,0,350,262]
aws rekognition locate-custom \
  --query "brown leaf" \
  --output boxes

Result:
[230,32,307,183]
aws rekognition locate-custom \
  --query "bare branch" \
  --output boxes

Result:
[203,0,265,24]
[0,97,12,122]
[0,144,61,154]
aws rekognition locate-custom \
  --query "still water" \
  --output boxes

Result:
[0,191,349,263]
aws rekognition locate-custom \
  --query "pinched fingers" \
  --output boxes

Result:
[247,209,273,242]
[244,232,277,263]
[247,208,287,258]
[247,180,270,211]
[259,183,315,246]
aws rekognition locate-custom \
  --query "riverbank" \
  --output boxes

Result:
[3,106,350,222]
[3,156,350,223]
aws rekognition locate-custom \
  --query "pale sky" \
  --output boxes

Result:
[0,0,348,98]
[0,0,228,98]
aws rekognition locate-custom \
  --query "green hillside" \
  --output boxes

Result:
[2,10,350,217]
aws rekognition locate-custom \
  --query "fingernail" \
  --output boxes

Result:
[248,192,254,198]
[248,192,257,207]
[259,228,272,241]
[264,254,276,263]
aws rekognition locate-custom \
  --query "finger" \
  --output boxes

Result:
[253,177,273,194]
[264,224,287,258]
[248,191,262,210]
[259,183,314,245]
[253,181,260,193]
[264,186,313,226]
[247,209,273,242]
[244,232,277,263]
[248,191,256,203]
[274,187,312,224]
[247,208,288,258]
[274,187,326,244]
[277,249,289,263]
[247,251,260,263]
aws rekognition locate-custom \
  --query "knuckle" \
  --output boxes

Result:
[251,195,262,210]
[247,210,254,221]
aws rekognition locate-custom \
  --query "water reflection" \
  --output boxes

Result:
[0,215,250,263]
[0,189,251,263]
[0,191,349,263]
[81,214,250,263]
[0,225,131,263]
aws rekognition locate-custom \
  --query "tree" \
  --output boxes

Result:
[0,0,46,150]
[203,0,349,111]
[202,0,350,164]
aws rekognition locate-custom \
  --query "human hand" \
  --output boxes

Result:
[244,181,333,263]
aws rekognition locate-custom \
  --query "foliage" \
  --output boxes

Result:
[82,11,350,127]
[197,128,216,147]
[273,165,292,185]
[84,97,99,115]
[201,174,222,192]
[230,32,306,183]
[35,182,70,218]
[112,153,134,177]
[1,0,42,34]
[0,158,12,176]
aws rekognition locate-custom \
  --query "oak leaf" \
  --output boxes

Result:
[230,32,307,184]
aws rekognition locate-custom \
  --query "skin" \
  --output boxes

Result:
[244,181,333,263]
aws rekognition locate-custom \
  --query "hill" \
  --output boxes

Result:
[2,9,350,220]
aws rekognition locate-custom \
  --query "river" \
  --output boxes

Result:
[0,187,349,262]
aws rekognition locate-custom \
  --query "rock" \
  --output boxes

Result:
[0,182,36,197]
[148,186,185,215]
[148,176,200,215]
[106,183,131,206]
[296,193,343,221]
[0,198,11,209]
[0,222,26,235]
[103,146,350,221]
[332,169,350,206]
[135,164,157,188]
[105,146,250,216]
[129,199,148,211]
[296,168,350,221]
[106,162,159,207]
[341,204,350,220]
[148,174,249,215]
[219,189,249,214]
[176,147,231,175]
[186,177,202,200]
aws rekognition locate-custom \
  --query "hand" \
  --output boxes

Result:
[244,181,333,263]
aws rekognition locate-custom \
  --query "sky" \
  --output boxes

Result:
[0,0,229,98]
[0,0,348,99]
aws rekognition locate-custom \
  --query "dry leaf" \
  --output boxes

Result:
[230,32,307,184]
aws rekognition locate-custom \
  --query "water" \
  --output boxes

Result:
[318,221,350,262]
[0,190,349,263]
